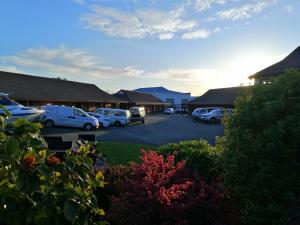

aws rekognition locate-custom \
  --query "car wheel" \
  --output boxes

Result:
[115,121,122,127]
[83,123,93,131]
[210,117,217,124]
[44,120,54,128]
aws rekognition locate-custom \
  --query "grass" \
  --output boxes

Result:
[96,141,156,165]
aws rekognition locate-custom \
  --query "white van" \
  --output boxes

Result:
[40,105,99,131]
[95,108,131,126]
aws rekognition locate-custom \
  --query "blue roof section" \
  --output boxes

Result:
[134,86,191,95]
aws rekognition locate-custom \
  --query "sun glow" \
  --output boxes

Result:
[223,53,285,87]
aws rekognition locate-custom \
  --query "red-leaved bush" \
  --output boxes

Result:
[107,150,238,225]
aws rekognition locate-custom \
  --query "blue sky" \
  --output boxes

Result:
[0,0,299,95]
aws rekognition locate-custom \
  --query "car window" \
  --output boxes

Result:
[74,109,86,117]
[0,96,13,106]
[91,113,99,118]
[114,111,126,117]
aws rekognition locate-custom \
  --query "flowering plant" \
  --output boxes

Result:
[0,112,106,225]
[108,150,236,225]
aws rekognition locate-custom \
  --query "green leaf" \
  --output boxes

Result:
[64,200,77,222]
[95,208,105,216]
[29,138,43,148]
[5,137,19,155]
[0,132,6,142]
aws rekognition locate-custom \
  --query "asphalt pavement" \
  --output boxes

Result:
[41,114,224,146]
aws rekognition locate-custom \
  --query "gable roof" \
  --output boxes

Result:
[0,71,124,103]
[249,46,300,80]
[114,90,165,105]
[187,86,250,106]
[134,86,191,95]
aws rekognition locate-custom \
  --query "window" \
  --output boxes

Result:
[114,111,126,117]
[166,98,175,106]
[74,109,86,117]
[181,99,189,104]
[103,110,113,116]
[0,96,13,106]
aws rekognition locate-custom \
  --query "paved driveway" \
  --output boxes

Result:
[41,114,224,146]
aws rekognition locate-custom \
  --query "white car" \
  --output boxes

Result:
[87,112,110,128]
[40,105,99,131]
[199,108,233,123]
[192,107,217,120]
[164,108,175,114]
[95,108,131,126]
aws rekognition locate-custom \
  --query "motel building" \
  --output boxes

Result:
[0,71,125,111]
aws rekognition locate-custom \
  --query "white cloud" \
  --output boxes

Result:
[0,46,143,80]
[80,5,197,39]
[191,0,227,11]
[3,46,283,95]
[182,29,211,39]
[158,33,174,40]
[215,0,278,21]
[0,46,235,93]
[284,5,293,13]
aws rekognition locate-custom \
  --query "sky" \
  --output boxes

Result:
[0,0,299,96]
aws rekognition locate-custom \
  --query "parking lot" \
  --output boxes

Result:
[41,114,224,146]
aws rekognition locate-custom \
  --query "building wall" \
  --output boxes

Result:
[15,99,119,112]
[120,103,164,113]
[136,91,194,109]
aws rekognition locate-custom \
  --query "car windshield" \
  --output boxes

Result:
[74,108,89,117]
[209,109,221,114]
[88,113,99,118]
[0,96,14,106]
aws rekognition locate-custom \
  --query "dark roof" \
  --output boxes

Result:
[187,86,250,106]
[0,71,124,103]
[249,46,300,79]
[114,90,165,105]
[134,86,191,95]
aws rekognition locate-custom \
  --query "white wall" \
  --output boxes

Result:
[145,91,194,108]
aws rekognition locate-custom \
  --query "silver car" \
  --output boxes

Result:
[200,108,233,123]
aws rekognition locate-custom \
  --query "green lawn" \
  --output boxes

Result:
[96,141,156,165]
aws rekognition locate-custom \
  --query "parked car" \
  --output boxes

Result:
[129,107,146,124]
[164,108,175,114]
[95,108,131,126]
[87,112,110,128]
[199,108,233,123]
[192,107,217,120]
[40,105,99,131]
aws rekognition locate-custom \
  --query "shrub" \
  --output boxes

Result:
[157,140,222,180]
[0,116,106,225]
[222,70,300,225]
[108,150,237,225]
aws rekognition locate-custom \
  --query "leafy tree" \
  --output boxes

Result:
[222,70,300,225]
[0,112,106,225]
